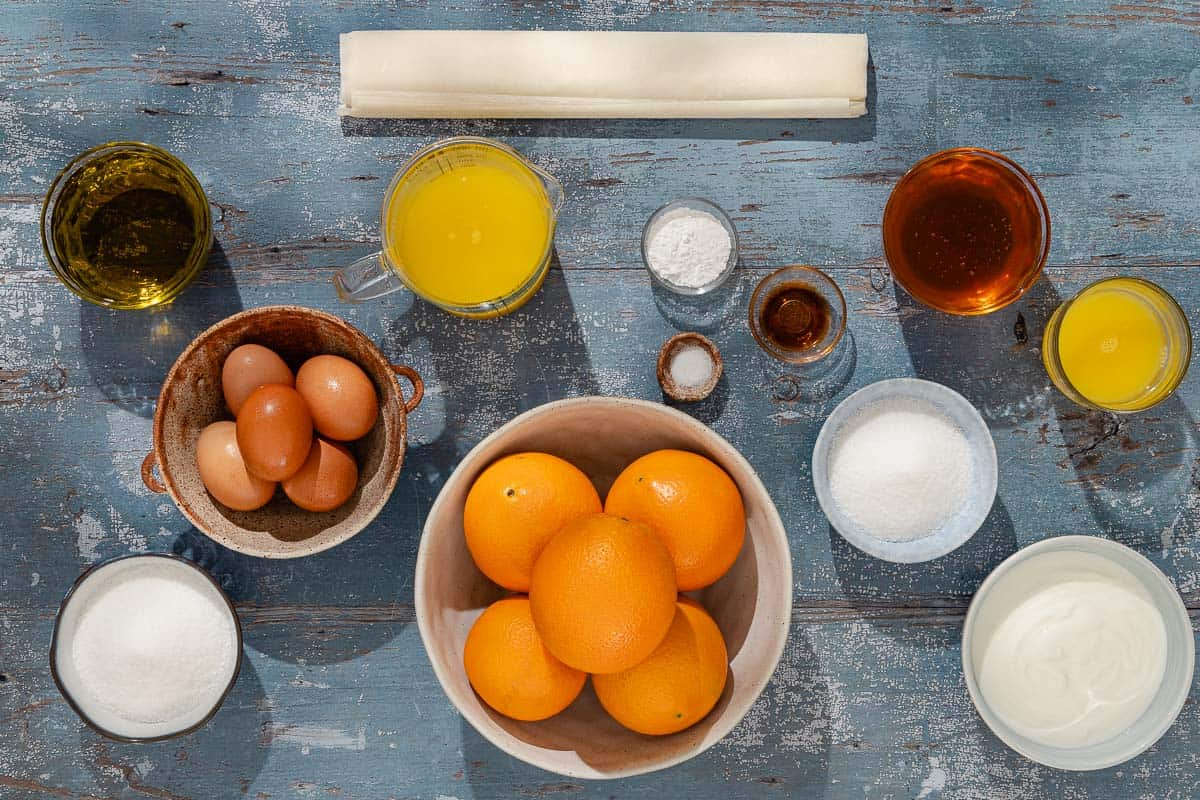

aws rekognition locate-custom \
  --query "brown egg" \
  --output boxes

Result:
[295,355,379,441]
[194,421,277,511]
[222,344,294,414]
[282,437,359,512]
[236,385,313,481]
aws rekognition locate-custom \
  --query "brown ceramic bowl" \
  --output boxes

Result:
[141,306,423,558]
[657,332,723,403]
[416,397,792,779]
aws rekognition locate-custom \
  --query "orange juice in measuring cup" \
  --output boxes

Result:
[334,136,564,318]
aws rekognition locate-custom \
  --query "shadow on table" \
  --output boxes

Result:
[664,372,729,426]
[459,630,831,797]
[896,278,1060,429]
[341,54,878,145]
[81,653,270,797]
[80,239,243,418]
[382,255,601,518]
[1051,393,1199,559]
[650,270,746,332]
[829,497,1019,647]
[756,327,859,412]
[170,515,412,664]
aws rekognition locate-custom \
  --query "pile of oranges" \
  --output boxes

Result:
[461,449,745,736]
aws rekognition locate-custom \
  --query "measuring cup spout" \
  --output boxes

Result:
[333,251,406,303]
[530,163,566,214]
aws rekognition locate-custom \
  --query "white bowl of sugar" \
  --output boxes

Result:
[50,554,242,741]
[812,378,998,563]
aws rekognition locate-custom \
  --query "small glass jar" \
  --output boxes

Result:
[1042,276,1190,413]
[641,197,739,295]
[40,141,212,309]
[748,265,847,364]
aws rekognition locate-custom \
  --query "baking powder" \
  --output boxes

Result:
[645,207,732,289]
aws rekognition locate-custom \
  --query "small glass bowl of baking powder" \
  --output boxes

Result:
[641,197,739,295]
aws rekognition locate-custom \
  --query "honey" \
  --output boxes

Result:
[883,148,1049,315]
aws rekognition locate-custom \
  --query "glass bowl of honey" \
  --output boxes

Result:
[883,147,1050,316]
[1042,277,1191,413]
[748,265,846,364]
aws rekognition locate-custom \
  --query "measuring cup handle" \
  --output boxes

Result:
[332,251,408,304]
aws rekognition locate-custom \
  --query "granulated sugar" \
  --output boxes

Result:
[828,396,973,542]
[64,557,238,732]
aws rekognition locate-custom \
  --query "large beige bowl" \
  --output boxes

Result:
[416,397,792,779]
[142,306,423,559]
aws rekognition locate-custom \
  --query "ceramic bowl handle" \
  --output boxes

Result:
[390,365,424,414]
[141,452,167,494]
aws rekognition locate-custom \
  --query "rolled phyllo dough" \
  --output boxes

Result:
[339,30,868,119]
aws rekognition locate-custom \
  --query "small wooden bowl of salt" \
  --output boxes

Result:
[657,332,722,402]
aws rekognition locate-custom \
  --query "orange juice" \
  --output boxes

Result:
[1043,278,1190,411]
[383,141,554,316]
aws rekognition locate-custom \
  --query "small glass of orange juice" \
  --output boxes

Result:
[334,136,564,318]
[1042,277,1191,412]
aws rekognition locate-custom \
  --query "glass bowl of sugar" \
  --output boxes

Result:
[811,378,998,563]
[641,198,739,295]
[50,554,242,742]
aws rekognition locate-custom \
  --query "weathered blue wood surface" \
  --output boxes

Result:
[2,2,1200,798]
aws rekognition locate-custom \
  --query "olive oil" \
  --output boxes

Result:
[41,143,211,309]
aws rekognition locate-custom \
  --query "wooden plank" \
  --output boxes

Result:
[6,605,1200,799]
[1,2,1198,272]
[1,264,1198,606]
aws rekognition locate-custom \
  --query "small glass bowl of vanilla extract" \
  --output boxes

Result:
[748,265,847,364]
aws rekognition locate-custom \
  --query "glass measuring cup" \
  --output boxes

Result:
[334,136,565,318]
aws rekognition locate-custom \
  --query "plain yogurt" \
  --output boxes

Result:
[970,550,1167,749]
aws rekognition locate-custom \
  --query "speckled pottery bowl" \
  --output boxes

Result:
[142,306,423,558]
[416,396,792,779]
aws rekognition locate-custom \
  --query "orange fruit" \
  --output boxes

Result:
[464,452,601,592]
[604,449,745,591]
[529,513,677,674]
[463,597,586,722]
[592,599,729,735]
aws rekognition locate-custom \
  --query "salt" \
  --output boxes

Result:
[828,397,973,542]
[645,207,732,289]
[670,345,714,389]
[56,557,239,737]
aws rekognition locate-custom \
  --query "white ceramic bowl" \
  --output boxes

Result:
[415,397,792,779]
[812,378,998,563]
[962,535,1194,770]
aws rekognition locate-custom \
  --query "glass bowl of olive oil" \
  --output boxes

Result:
[40,142,212,309]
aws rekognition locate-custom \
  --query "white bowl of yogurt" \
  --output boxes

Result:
[50,554,243,742]
[962,535,1194,770]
